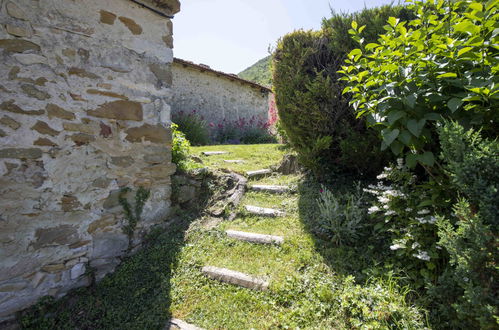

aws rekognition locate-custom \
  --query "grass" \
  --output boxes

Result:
[20,144,426,329]
[191,144,288,174]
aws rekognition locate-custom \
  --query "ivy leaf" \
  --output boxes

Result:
[381,128,400,146]
[398,130,412,146]
[457,47,473,57]
[437,72,457,78]
[406,154,418,169]
[387,110,406,124]
[388,17,399,27]
[407,119,425,137]
[365,43,380,50]
[419,151,435,166]
[390,140,404,155]
[447,98,464,112]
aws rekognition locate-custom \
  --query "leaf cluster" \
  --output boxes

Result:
[341,0,499,170]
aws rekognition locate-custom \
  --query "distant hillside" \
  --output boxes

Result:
[238,56,272,87]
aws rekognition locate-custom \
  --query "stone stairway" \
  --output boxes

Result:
[175,167,290,327]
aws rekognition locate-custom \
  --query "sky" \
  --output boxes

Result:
[173,0,398,74]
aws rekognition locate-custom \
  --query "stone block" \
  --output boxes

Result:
[86,89,128,100]
[1,100,44,116]
[68,67,100,79]
[226,230,284,245]
[111,156,134,167]
[149,63,172,86]
[21,84,51,100]
[246,169,272,178]
[60,195,82,212]
[91,233,128,259]
[13,54,47,66]
[46,104,75,120]
[0,116,20,130]
[69,133,95,146]
[6,2,28,20]
[168,319,204,330]
[100,10,117,25]
[244,205,285,217]
[249,185,290,194]
[5,24,31,38]
[33,137,57,147]
[70,263,86,280]
[119,16,143,35]
[33,225,80,249]
[202,266,269,291]
[0,148,42,159]
[87,100,143,121]
[31,120,59,136]
[87,215,116,234]
[125,124,171,144]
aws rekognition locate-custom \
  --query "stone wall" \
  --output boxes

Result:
[0,0,179,321]
[171,60,272,125]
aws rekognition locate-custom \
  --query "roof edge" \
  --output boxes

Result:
[129,0,180,17]
[173,58,272,93]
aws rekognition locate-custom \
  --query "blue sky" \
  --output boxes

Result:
[173,0,398,73]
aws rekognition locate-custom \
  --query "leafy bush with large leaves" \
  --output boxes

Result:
[341,0,498,169]
[272,6,411,179]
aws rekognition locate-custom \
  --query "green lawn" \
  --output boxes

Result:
[20,144,426,329]
[191,144,288,174]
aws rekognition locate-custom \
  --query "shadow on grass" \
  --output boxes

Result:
[296,174,391,283]
[17,173,226,330]
[18,215,195,330]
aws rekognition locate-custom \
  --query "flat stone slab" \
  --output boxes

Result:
[201,151,228,156]
[223,159,244,163]
[246,169,272,178]
[249,185,290,194]
[202,266,269,291]
[226,230,284,245]
[167,319,204,330]
[245,205,285,217]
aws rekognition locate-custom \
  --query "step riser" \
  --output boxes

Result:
[202,151,228,156]
[246,169,272,178]
[167,319,204,330]
[249,185,289,194]
[202,266,269,291]
[245,205,285,217]
[226,230,283,245]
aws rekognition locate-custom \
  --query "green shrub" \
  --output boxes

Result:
[438,120,499,228]
[366,121,498,327]
[341,0,499,171]
[171,123,191,170]
[433,200,498,329]
[427,121,499,328]
[272,5,408,178]
[172,110,210,146]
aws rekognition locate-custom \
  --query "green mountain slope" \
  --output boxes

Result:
[238,56,272,87]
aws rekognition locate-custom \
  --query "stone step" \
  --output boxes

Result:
[166,319,204,330]
[246,169,272,178]
[201,151,228,156]
[249,185,290,194]
[226,230,284,245]
[223,159,244,163]
[244,205,285,217]
[202,266,269,291]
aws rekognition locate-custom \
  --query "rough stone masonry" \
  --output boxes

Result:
[0,0,180,321]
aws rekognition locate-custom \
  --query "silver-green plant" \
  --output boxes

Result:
[317,185,367,245]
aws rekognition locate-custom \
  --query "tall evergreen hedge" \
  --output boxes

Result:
[272,5,412,178]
